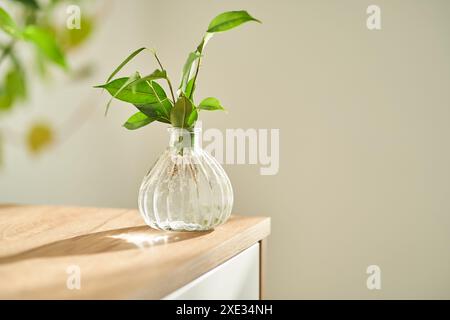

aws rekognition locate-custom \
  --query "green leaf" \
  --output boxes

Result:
[0,88,13,111]
[106,47,146,83]
[186,107,198,128]
[0,67,27,111]
[5,69,26,103]
[123,112,155,130]
[136,104,171,124]
[23,26,67,68]
[9,55,27,99]
[179,51,201,93]
[6,67,27,101]
[95,77,158,105]
[150,81,167,100]
[0,7,21,38]
[135,82,172,123]
[147,81,172,120]
[101,70,167,115]
[198,97,225,111]
[185,78,196,100]
[207,10,261,33]
[179,34,214,97]
[12,0,40,9]
[128,69,167,89]
[170,95,194,128]
[104,71,141,115]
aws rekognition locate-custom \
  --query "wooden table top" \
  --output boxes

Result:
[0,205,270,299]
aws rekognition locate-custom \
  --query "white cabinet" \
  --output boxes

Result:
[164,243,260,300]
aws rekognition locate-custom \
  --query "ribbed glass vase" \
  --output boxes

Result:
[138,127,233,231]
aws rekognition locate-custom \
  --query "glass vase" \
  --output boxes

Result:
[138,127,233,231]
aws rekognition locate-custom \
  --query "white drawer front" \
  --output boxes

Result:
[164,243,260,300]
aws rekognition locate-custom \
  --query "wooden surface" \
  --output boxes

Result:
[0,205,270,299]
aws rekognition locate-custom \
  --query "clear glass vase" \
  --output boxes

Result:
[138,127,233,231]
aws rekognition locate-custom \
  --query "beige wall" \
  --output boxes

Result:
[1,0,450,299]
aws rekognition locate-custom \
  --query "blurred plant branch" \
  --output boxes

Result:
[0,0,101,165]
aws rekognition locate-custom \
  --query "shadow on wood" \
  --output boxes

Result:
[0,225,212,265]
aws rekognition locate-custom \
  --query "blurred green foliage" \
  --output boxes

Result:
[0,0,94,160]
[26,122,53,153]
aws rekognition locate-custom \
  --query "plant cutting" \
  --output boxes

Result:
[95,10,260,231]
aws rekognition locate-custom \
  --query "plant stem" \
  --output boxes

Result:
[191,55,202,98]
[153,52,177,104]
[166,77,176,104]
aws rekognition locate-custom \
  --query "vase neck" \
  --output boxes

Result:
[168,127,201,150]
